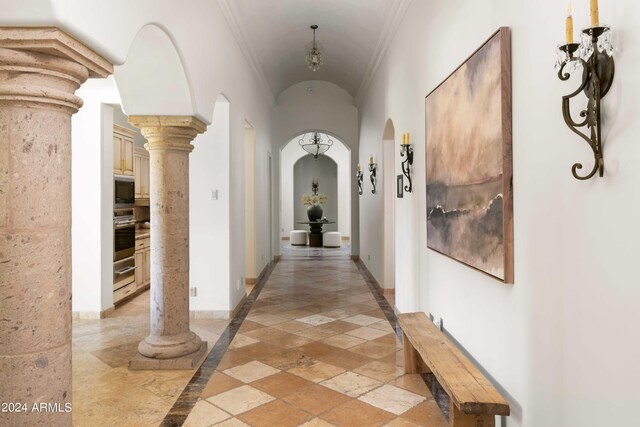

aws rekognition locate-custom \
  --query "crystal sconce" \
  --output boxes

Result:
[356,165,364,195]
[556,0,615,180]
[368,156,377,194]
[400,133,413,192]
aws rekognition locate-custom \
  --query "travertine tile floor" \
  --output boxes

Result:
[71,244,446,426]
[72,291,230,426]
[183,251,448,427]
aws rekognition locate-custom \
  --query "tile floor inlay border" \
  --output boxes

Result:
[355,257,452,421]
[161,261,278,426]
[353,258,402,341]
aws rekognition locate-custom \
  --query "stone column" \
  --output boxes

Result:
[0,28,111,426]
[128,116,207,370]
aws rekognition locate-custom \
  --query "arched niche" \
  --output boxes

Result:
[113,24,195,116]
[383,118,395,140]
[382,118,396,291]
[293,155,338,233]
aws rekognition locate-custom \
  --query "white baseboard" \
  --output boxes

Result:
[72,306,115,320]
[189,293,248,320]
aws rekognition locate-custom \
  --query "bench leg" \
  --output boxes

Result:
[403,332,430,374]
[449,402,495,427]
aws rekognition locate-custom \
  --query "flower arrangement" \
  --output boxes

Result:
[302,193,328,206]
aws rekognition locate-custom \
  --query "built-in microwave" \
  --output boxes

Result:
[114,176,135,209]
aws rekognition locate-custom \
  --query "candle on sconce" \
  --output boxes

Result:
[357,164,361,172]
[566,3,574,44]
[405,132,410,145]
[590,0,599,27]
[369,156,374,165]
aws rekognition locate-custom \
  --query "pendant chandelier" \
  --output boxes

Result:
[305,25,324,72]
[299,132,333,159]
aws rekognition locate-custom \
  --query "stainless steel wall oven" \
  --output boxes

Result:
[113,208,136,291]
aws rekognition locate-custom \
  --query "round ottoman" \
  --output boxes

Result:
[290,230,308,246]
[323,231,341,248]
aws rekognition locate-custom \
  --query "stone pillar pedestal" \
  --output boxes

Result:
[128,116,208,370]
[0,28,111,426]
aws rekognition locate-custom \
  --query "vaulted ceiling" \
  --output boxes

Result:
[220,0,409,101]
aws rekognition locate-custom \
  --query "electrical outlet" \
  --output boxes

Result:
[189,287,197,297]
[210,190,218,200]
[367,254,371,261]
[236,278,242,291]
[436,318,443,331]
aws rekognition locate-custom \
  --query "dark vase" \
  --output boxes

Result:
[307,204,323,221]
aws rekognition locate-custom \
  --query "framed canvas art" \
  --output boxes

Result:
[425,27,513,283]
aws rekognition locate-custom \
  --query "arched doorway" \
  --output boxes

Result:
[293,155,339,232]
[382,119,396,293]
[280,131,352,250]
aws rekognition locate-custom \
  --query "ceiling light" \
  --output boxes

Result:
[305,25,324,72]
[299,132,333,159]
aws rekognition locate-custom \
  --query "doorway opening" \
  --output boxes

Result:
[382,119,396,294]
[279,131,351,253]
[244,121,257,282]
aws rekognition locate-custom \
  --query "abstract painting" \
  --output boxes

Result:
[425,27,513,283]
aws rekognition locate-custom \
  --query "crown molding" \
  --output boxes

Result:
[354,0,413,107]
[217,0,276,106]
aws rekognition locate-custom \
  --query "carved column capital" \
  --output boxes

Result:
[128,115,207,153]
[0,27,112,113]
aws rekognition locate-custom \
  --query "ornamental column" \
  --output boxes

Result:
[128,116,207,370]
[0,28,111,426]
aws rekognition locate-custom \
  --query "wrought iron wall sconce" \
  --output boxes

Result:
[368,158,377,194]
[556,3,614,180]
[356,166,363,195]
[400,133,413,192]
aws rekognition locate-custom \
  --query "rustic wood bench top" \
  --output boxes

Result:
[398,312,510,417]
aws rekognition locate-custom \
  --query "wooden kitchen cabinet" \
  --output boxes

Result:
[134,250,145,288]
[134,147,150,200]
[135,236,151,290]
[143,246,151,285]
[113,124,136,176]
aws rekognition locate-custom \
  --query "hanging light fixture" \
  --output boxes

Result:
[305,25,324,72]
[298,132,333,159]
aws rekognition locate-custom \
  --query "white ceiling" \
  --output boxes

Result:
[222,0,406,99]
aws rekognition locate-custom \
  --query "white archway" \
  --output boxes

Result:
[113,24,194,116]
[280,132,351,245]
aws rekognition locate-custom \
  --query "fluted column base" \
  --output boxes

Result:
[138,331,202,359]
[129,342,207,371]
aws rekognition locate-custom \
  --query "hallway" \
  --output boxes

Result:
[175,250,448,426]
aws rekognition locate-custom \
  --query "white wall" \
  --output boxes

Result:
[71,77,121,315]
[358,134,394,288]
[272,80,359,254]
[281,136,351,239]
[359,0,640,426]
[189,99,230,314]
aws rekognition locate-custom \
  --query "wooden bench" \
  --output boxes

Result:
[398,312,510,427]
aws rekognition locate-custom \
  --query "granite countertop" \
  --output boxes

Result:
[136,228,151,240]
